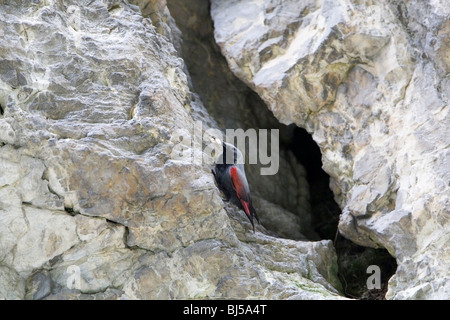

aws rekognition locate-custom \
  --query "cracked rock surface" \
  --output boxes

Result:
[211,0,449,299]
[0,0,344,299]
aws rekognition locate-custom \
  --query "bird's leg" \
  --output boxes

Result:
[220,191,231,202]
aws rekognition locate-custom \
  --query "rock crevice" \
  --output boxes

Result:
[0,0,344,300]
[210,0,449,299]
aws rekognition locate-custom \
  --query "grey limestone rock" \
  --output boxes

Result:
[0,0,343,299]
[211,0,449,299]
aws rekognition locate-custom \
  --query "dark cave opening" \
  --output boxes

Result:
[289,126,340,240]
[289,126,397,299]
[165,0,397,300]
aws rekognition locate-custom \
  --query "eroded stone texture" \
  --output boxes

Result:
[166,0,315,240]
[0,0,343,299]
[211,0,449,299]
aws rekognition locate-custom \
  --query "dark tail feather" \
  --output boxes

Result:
[239,200,259,233]
[243,210,255,233]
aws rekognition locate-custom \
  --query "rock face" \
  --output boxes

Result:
[166,0,315,241]
[211,0,449,299]
[0,0,343,299]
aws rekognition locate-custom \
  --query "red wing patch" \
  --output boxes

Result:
[241,201,251,217]
[230,167,251,217]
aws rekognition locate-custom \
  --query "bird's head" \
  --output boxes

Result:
[210,136,243,165]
